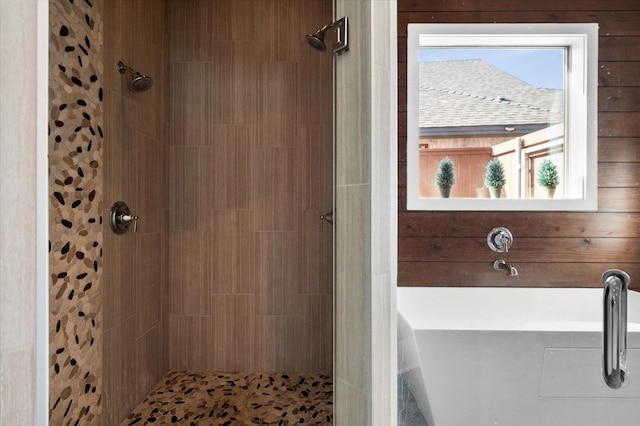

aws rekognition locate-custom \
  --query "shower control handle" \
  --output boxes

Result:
[120,213,138,233]
[487,227,513,253]
[109,201,138,235]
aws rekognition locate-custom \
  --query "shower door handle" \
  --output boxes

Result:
[320,210,333,232]
[602,269,630,389]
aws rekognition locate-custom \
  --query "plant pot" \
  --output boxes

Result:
[543,186,556,199]
[438,186,451,198]
[488,186,502,199]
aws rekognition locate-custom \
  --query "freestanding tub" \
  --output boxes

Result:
[397,287,640,426]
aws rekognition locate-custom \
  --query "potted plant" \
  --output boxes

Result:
[537,159,559,198]
[484,158,506,199]
[435,156,455,198]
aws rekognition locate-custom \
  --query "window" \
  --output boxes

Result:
[406,23,598,211]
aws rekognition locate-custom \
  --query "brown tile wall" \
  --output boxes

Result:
[49,0,104,423]
[101,0,170,424]
[168,0,334,373]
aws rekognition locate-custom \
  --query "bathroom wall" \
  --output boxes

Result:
[334,1,398,423]
[101,0,170,423]
[1,0,38,424]
[334,0,373,423]
[370,3,398,424]
[397,0,640,290]
[167,0,333,373]
[48,0,105,423]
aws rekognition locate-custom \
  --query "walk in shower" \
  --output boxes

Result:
[48,0,335,423]
[106,0,334,423]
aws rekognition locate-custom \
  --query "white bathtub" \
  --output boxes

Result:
[397,287,640,426]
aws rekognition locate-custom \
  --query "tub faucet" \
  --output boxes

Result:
[493,259,518,276]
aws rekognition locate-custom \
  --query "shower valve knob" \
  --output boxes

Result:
[109,201,138,235]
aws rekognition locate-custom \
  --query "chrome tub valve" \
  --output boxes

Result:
[487,227,513,253]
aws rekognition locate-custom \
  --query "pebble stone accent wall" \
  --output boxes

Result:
[49,0,104,424]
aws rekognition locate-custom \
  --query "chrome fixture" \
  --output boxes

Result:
[603,269,630,389]
[319,210,333,232]
[117,61,154,92]
[487,227,513,253]
[305,17,349,54]
[109,201,138,235]
[493,259,518,276]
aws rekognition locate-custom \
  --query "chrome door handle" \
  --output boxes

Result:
[602,269,630,389]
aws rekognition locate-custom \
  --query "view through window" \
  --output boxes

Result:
[418,47,566,200]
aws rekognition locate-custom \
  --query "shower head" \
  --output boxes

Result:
[117,61,154,92]
[305,26,330,51]
[305,17,349,54]
[129,73,154,92]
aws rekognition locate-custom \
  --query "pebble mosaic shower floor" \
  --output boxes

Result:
[122,371,333,425]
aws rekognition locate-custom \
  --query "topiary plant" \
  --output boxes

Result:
[537,159,559,188]
[484,158,506,188]
[435,156,456,188]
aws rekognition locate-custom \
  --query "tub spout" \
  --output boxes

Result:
[493,259,518,276]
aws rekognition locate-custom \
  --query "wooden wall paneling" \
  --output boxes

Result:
[599,138,640,163]
[399,237,640,263]
[599,62,640,87]
[397,0,638,12]
[397,12,640,37]
[399,262,640,290]
[599,188,640,212]
[599,112,640,137]
[397,0,640,288]
[600,37,640,61]
[400,212,640,238]
[599,162,640,186]
[599,88,640,112]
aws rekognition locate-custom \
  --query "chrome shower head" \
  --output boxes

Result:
[305,31,327,51]
[117,61,154,93]
[305,26,329,51]
[305,17,349,54]
[129,73,154,92]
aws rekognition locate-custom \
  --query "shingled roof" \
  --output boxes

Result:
[419,59,564,134]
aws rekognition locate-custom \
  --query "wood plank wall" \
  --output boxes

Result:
[397,0,640,290]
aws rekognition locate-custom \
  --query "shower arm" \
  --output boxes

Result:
[602,269,630,389]
[315,22,335,35]
[117,61,135,75]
